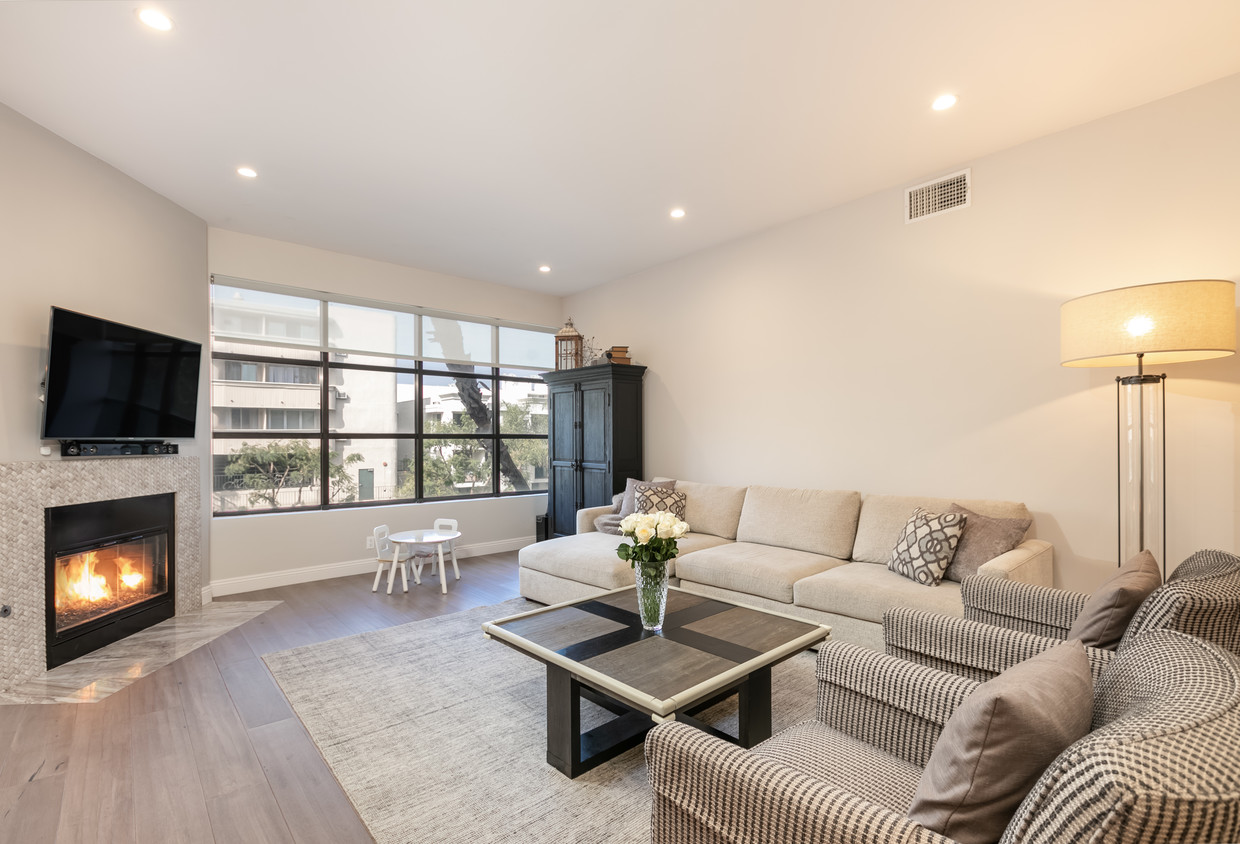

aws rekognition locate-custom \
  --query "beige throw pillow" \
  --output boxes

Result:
[618,478,675,518]
[908,640,1094,844]
[1065,550,1162,648]
[943,504,1032,582]
[887,507,966,587]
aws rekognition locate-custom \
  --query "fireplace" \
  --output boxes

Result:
[45,493,176,669]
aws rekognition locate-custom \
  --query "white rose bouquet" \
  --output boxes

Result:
[616,510,691,630]
[615,511,690,566]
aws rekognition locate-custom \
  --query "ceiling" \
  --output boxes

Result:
[2,1,1239,296]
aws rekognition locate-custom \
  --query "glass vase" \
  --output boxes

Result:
[634,561,669,632]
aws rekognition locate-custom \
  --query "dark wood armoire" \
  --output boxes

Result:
[541,363,646,537]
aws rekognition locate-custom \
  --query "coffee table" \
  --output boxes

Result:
[482,586,830,778]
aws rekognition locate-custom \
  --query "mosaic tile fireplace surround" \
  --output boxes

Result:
[0,456,202,689]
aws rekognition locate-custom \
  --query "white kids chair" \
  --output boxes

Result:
[410,518,461,592]
[372,524,414,593]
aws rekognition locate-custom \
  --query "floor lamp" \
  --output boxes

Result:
[1060,279,1236,576]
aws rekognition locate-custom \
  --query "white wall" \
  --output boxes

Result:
[207,230,561,587]
[0,101,211,588]
[564,74,1240,592]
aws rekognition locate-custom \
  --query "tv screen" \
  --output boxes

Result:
[42,307,202,440]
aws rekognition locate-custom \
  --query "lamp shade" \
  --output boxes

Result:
[1061,279,1236,367]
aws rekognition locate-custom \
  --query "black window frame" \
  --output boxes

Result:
[211,350,549,516]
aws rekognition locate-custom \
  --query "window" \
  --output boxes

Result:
[209,277,553,515]
[267,364,318,384]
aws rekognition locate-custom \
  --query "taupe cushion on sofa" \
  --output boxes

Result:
[675,480,748,539]
[1067,550,1162,649]
[943,504,1032,582]
[735,486,861,558]
[794,564,965,623]
[675,542,847,604]
[853,494,1032,565]
[908,640,1094,844]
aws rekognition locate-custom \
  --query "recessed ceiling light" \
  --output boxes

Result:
[137,9,174,31]
[538,265,551,273]
[670,208,686,219]
[236,167,258,179]
[932,94,957,111]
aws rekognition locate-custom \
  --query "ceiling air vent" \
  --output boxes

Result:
[905,168,970,223]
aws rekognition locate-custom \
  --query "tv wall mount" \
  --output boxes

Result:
[59,441,178,457]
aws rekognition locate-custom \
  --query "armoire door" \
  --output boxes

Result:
[579,382,612,510]
[548,385,580,536]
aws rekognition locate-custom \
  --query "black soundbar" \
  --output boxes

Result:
[60,441,178,457]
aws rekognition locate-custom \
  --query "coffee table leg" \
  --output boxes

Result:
[545,664,653,778]
[737,666,772,747]
[546,664,581,777]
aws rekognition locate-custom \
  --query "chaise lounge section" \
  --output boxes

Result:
[519,479,1053,650]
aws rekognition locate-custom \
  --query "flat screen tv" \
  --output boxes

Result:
[42,307,202,441]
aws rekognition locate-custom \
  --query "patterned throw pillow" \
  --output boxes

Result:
[619,478,676,517]
[636,487,688,521]
[888,507,967,586]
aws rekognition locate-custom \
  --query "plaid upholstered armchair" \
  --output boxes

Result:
[646,630,1240,844]
[885,548,1240,682]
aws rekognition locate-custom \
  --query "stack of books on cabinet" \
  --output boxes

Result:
[606,346,631,364]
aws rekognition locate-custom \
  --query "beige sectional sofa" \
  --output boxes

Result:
[518,480,1053,650]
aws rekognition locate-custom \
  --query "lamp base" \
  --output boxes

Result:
[1116,373,1166,578]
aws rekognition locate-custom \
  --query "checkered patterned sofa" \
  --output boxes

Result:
[646,628,1240,844]
[884,548,1240,682]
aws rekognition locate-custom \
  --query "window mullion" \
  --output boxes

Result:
[320,351,330,507]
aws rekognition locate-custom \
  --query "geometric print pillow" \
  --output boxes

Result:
[636,487,688,521]
[887,507,967,587]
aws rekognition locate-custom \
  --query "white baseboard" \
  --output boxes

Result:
[201,585,214,604]
[209,536,533,597]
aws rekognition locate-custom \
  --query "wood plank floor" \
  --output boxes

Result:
[0,551,522,844]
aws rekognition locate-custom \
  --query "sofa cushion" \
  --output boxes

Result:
[794,563,965,623]
[908,640,1094,844]
[943,504,1032,582]
[887,507,966,587]
[1067,550,1162,648]
[853,495,1032,565]
[675,542,847,604]
[619,478,675,518]
[735,486,861,558]
[519,531,732,589]
[676,480,748,539]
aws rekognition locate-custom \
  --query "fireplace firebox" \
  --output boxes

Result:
[45,493,176,669]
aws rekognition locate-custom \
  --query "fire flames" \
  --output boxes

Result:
[54,551,145,610]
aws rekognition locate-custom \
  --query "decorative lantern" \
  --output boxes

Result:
[555,318,584,370]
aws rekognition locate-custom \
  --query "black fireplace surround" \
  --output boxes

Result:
[45,492,176,669]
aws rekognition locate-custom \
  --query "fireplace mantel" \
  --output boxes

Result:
[0,456,202,688]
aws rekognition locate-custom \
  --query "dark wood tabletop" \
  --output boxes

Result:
[483,586,830,718]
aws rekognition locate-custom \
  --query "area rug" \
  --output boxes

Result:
[263,598,819,844]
